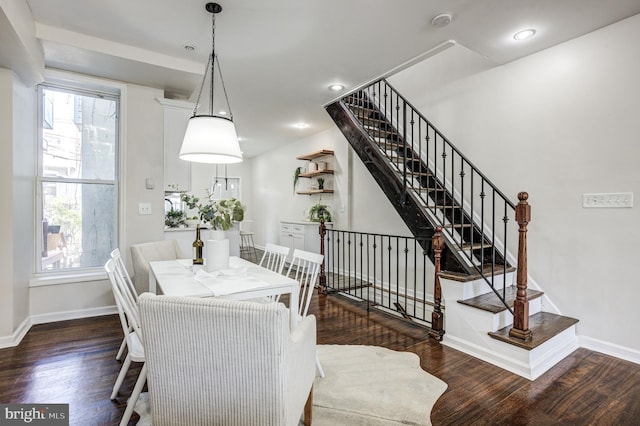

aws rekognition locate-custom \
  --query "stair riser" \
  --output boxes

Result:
[445,296,542,332]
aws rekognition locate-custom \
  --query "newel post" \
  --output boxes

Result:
[509,192,533,341]
[429,226,445,341]
[319,219,327,293]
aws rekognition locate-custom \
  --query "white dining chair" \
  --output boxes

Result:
[105,259,147,426]
[110,248,138,361]
[287,249,325,377]
[259,243,290,275]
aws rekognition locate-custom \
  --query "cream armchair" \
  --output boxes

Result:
[138,293,316,426]
[130,240,184,294]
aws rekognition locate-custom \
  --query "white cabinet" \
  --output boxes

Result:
[280,223,306,253]
[158,98,194,191]
[279,221,332,255]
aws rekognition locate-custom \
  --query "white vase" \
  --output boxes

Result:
[205,238,229,272]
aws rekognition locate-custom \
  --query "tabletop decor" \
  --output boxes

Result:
[180,191,245,271]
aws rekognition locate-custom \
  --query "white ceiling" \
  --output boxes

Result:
[5,0,640,157]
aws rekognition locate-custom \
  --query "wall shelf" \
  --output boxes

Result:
[296,150,334,161]
[295,149,334,194]
[298,169,334,178]
[296,189,334,195]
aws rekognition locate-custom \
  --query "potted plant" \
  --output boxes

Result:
[293,166,302,192]
[309,203,332,222]
[317,177,325,190]
[164,209,186,228]
[180,191,246,231]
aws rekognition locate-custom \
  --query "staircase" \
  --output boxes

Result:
[325,79,578,379]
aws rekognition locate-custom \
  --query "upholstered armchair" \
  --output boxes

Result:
[138,293,316,426]
[129,239,184,294]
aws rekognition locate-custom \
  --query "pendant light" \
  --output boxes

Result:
[179,2,243,164]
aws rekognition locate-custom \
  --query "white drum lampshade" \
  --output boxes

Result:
[179,115,242,164]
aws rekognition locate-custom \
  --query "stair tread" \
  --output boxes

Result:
[458,285,543,313]
[459,242,492,251]
[488,312,579,350]
[439,265,516,282]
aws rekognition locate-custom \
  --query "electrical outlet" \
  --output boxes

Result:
[138,203,152,215]
[582,192,633,208]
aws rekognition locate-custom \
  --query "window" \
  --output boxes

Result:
[37,84,119,272]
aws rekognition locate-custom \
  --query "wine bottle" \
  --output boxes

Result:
[193,224,204,265]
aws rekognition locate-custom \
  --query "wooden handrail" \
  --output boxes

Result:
[428,226,445,341]
[509,192,533,341]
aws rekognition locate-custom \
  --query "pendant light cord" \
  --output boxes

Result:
[190,8,234,120]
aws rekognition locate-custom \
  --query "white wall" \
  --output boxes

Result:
[388,15,640,357]
[0,68,15,337]
[12,70,34,330]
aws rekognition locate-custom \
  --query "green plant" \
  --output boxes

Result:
[309,203,332,222]
[317,177,325,190]
[164,209,186,228]
[293,166,302,192]
[180,190,246,230]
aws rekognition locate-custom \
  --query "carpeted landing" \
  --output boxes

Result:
[135,344,447,425]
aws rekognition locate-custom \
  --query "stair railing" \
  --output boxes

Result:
[318,220,445,339]
[339,78,519,315]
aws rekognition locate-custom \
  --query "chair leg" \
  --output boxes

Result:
[303,386,313,426]
[119,363,147,426]
[111,354,132,399]
[115,336,127,361]
[316,356,325,378]
[249,235,258,262]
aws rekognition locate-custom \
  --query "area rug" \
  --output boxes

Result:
[312,345,447,425]
[134,345,447,425]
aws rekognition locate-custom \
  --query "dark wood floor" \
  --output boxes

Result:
[2,291,640,425]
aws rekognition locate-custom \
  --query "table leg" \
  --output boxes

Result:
[149,270,157,294]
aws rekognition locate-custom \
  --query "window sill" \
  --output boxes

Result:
[29,270,108,288]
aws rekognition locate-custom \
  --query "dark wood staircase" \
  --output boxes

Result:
[326,89,510,280]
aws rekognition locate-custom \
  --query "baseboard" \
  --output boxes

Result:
[0,317,33,349]
[30,305,118,325]
[579,334,640,365]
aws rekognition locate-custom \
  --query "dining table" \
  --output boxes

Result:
[148,256,300,330]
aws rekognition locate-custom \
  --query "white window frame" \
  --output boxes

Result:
[34,78,121,277]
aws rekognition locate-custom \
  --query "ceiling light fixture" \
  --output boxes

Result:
[514,29,536,41]
[179,2,242,164]
[329,83,345,91]
[431,13,452,28]
[293,123,309,129]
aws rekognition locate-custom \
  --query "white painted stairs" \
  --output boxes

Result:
[439,271,579,380]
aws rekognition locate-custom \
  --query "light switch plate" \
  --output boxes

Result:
[582,192,633,208]
[138,202,152,215]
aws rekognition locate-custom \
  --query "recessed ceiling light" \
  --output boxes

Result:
[184,45,195,51]
[431,13,452,28]
[293,123,309,129]
[514,29,536,41]
[329,83,345,92]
